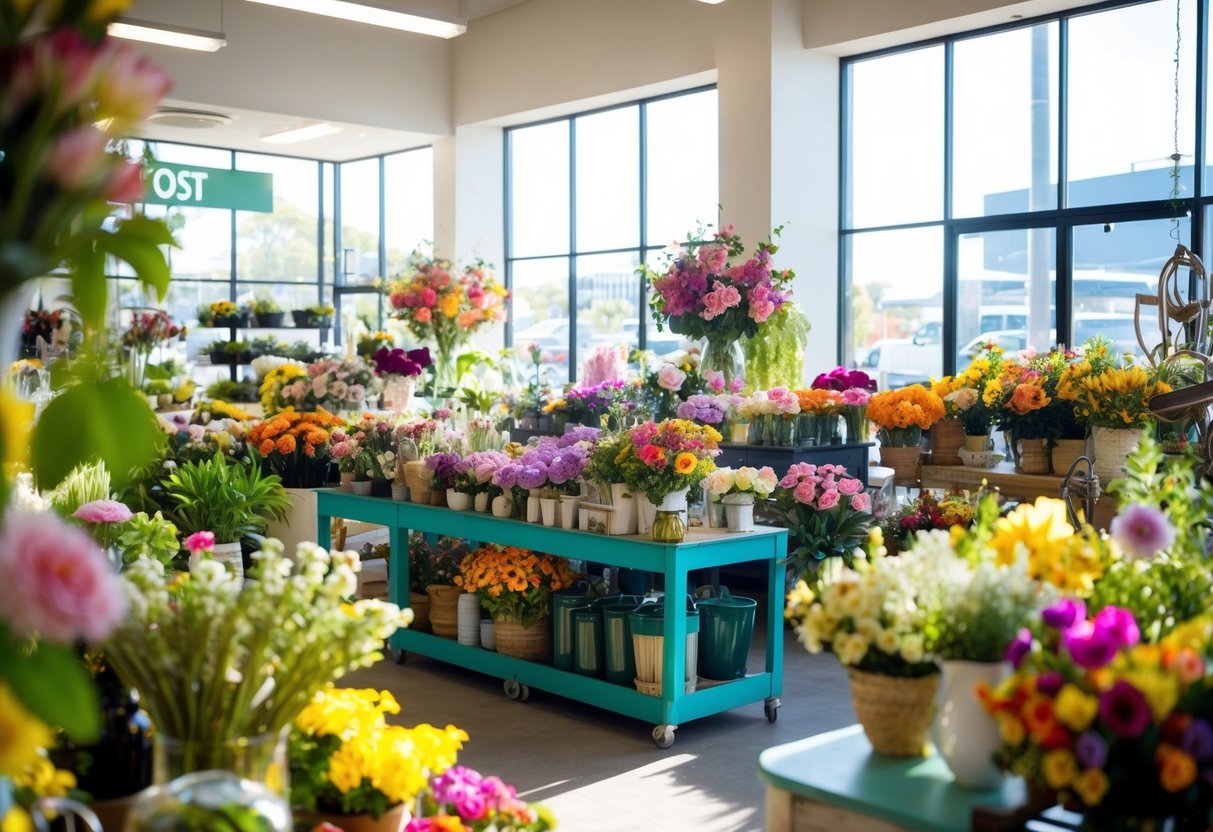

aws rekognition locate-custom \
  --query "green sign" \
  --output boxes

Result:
[141,162,273,212]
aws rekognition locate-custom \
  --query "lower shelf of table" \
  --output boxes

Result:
[393,629,776,726]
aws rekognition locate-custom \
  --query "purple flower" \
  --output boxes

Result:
[1004,627,1033,668]
[1042,598,1086,631]
[371,346,432,378]
[492,464,519,489]
[516,464,547,490]
[1035,671,1065,696]
[1110,503,1176,561]
[1092,606,1140,650]
[1182,719,1213,762]
[1098,680,1153,739]
[1064,619,1121,669]
[1074,731,1108,769]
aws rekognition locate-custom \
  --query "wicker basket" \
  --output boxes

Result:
[928,418,965,466]
[847,668,939,756]
[1050,437,1088,477]
[879,445,922,486]
[1016,437,1049,474]
[408,591,431,634]
[426,584,463,639]
[494,617,551,662]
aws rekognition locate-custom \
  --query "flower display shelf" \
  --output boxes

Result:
[196,321,331,382]
[715,442,874,487]
[759,724,1029,832]
[315,490,786,748]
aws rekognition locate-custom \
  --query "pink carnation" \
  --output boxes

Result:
[0,512,127,643]
[184,531,215,554]
[73,499,133,525]
[817,489,841,510]
[837,477,863,496]
[657,365,687,392]
[697,243,729,273]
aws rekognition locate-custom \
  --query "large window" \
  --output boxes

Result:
[842,0,1201,385]
[505,87,719,382]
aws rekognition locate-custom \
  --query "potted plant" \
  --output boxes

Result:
[425,451,463,508]
[410,766,555,831]
[615,418,721,541]
[206,339,232,364]
[773,462,873,579]
[454,544,579,662]
[371,345,431,412]
[867,384,945,483]
[704,465,777,533]
[200,300,246,328]
[415,535,471,639]
[159,453,292,581]
[223,339,252,364]
[289,686,467,831]
[250,297,285,327]
[293,303,335,328]
[248,410,345,549]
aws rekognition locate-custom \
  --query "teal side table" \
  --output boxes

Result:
[757,725,1027,832]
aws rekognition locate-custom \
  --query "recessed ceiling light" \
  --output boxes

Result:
[147,108,234,129]
[262,122,344,144]
[107,18,227,51]
[242,0,466,38]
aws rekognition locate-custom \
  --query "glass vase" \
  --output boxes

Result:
[842,405,869,444]
[128,731,291,832]
[431,344,457,395]
[651,509,686,543]
[699,335,745,392]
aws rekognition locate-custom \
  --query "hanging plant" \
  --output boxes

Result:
[742,303,810,392]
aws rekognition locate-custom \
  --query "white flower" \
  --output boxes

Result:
[900,633,925,664]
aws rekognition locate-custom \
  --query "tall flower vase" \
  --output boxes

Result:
[842,406,869,444]
[128,731,292,832]
[431,342,458,395]
[932,660,1009,788]
[847,669,939,757]
[700,335,745,392]
[1091,426,1144,483]
[608,483,638,535]
[382,375,416,413]
[722,492,756,532]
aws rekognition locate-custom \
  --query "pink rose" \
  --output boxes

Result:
[657,365,687,392]
[697,243,729,273]
[837,477,862,496]
[850,493,871,512]
[793,479,817,505]
[420,287,437,307]
[0,512,127,643]
[817,489,841,510]
[415,307,432,323]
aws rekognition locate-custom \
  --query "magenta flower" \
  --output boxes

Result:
[1092,605,1140,650]
[1035,670,1065,696]
[1063,618,1121,669]
[1110,503,1175,560]
[73,499,133,525]
[1042,598,1086,631]
[0,512,127,643]
[184,530,215,555]
[1004,627,1033,667]
[1098,680,1153,738]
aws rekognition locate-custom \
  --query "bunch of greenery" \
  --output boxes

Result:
[249,297,282,314]
[743,304,810,393]
[409,533,470,590]
[48,460,112,518]
[115,511,179,567]
[160,453,290,545]
[204,379,259,403]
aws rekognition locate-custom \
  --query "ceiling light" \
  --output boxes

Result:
[243,0,466,38]
[107,18,227,51]
[694,0,726,4]
[262,122,344,145]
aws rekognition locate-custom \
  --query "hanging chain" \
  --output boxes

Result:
[1171,0,1183,242]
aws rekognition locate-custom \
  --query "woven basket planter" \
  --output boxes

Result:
[426,584,462,639]
[879,445,921,486]
[1016,437,1050,474]
[408,591,431,634]
[1050,437,1088,477]
[928,418,965,466]
[494,617,550,662]
[847,668,939,757]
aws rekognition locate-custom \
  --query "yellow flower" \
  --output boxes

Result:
[0,389,34,470]
[1054,684,1099,732]
[996,712,1026,746]
[1041,749,1078,789]
[13,757,76,797]
[1073,768,1110,807]
[439,293,461,318]
[1123,668,1180,723]
[0,807,33,832]
[673,452,697,475]
[0,684,53,778]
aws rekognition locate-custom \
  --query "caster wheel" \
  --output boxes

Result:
[503,680,530,701]
[388,646,406,665]
[764,697,781,723]
[652,725,676,749]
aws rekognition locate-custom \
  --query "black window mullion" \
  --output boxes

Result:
[942,41,956,376]
[638,100,648,353]
[567,117,578,384]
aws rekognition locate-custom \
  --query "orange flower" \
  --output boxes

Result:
[673,452,697,475]
[277,434,297,454]
[1157,744,1198,792]
[1008,382,1050,415]
[258,438,275,456]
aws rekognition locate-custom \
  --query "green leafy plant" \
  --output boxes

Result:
[204,379,259,403]
[250,297,281,314]
[223,340,252,356]
[48,459,111,518]
[742,303,810,393]
[160,454,290,544]
[1109,434,1213,562]
[116,511,180,567]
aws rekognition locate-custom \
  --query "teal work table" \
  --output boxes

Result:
[316,491,788,748]
[757,725,1028,831]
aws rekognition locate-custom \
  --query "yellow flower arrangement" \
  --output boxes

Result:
[866,384,945,445]
[455,545,579,627]
[988,497,1107,596]
[1067,365,1171,429]
[290,685,468,820]
[208,399,253,422]
[259,363,309,413]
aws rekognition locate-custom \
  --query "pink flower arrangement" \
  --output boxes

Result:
[407,765,553,831]
[0,512,127,644]
[580,344,627,388]
[773,463,873,571]
[766,387,801,416]
[643,223,794,343]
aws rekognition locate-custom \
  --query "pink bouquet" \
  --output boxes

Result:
[773,462,874,576]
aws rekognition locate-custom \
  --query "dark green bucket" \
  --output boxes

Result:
[600,595,643,686]
[551,584,592,670]
[572,605,604,677]
[696,586,756,681]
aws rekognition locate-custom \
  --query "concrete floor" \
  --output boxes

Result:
[346,588,858,832]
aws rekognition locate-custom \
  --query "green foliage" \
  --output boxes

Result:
[1088,556,1213,643]
[160,454,289,544]
[1110,433,1213,561]
[31,379,165,490]
[0,623,100,742]
[742,303,810,392]
[47,459,112,518]
[117,511,180,567]
[409,534,469,590]
[204,379,259,403]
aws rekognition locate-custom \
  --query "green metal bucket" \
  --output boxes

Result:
[551,584,592,670]
[572,605,604,678]
[696,586,756,681]
[600,596,643,686]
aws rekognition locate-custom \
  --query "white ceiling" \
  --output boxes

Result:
[126,0,533,161]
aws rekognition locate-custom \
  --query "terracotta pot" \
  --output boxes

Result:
[929,418,965,466]
[494,617,551,662]
[1016,437,1049,474]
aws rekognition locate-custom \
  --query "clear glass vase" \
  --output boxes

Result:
[700,335,745,392]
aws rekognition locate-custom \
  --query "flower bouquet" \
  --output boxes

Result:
[408,766,555,832]
[812,366,876,444]
[122,310,181,390]
[549,379,630,428]
[794,388,842,446]
[248,410,344,488]
[387,251,508,393]
[102,542,410,773]
[676,393,740,433]
[455,545,579,628]
[616,419,721,505]
[289,685,467,823]
[867,384,945,447]
[980,603,1213,825]
[371,346,431,412]
[642,223,793,389]
[635,352,705,421]
[880,488,977,551]
[703,465,777,532]
[773,462,872,576]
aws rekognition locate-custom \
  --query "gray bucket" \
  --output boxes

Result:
[696,586,757,681]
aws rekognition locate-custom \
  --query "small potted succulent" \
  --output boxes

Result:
[293,304,335,329]
[250,297,285,328]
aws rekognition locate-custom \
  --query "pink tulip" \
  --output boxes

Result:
[93,40,172,128]
[45,127,110,189]
[105,160,146,203]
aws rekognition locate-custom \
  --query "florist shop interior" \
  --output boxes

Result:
[9,0,1213,831]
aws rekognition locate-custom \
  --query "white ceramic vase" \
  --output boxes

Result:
[540,497,559,527]
[474,492,490,512]
[447,489,471,511]
[491,494,513,518]
[479,619,496,650]
[723,493,756,533]
[190,540,244,583]
[559,495,581,529]
[457,592,481,646]
[608,483,637,535]
[932,659,1009,789]
[527,489,542,523]
[263,486,322,560]
[350,479,372,496]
